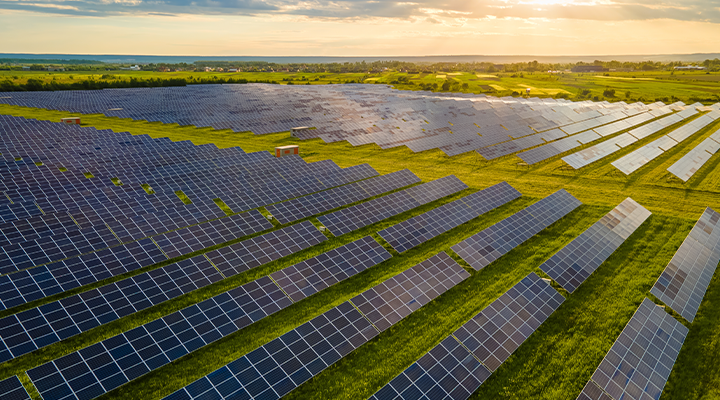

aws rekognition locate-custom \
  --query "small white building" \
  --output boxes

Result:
[674,65,707,70]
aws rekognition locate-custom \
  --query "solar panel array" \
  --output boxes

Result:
[576,381,613,400]
[0,221,326,364]
[515,105,674,165]
[0,114,385,306]
[650,207,720,322]
[667,125,720,181]
[0,376,31,400]
[265,169,420,225]
[539,198,651,293]
[160,252,469,400]
[378,181,521,253]
[562,108,699,169]
[612,111,720,175]
[452,189,581,270]
[0,210,272,310]
[24,236,391,400]
[318,175,468,236]
[369,272,565,400]
[0,85,662,157]
[583,298,689,400]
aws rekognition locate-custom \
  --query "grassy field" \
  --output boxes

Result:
[1,102,720,400]
[3,69,720,104]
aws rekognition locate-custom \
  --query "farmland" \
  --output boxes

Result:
[1,88,720,400]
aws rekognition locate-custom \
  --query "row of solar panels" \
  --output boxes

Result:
[514,105,720,181]
[4,174,510,400]
[3,179,718,400]
[0,84,668,157]
[2,116,719,399]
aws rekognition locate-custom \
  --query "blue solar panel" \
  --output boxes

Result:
[378,181,521,253]
[160,252,469,400]
[0,222,326,363]
[266,169,420,225]
[0,376,32,400]
[540,198,651,293]
[24,236,392,400]
[369,273,564,400]
[318,175,468,236]
[452,189,581,270]
[585,298,689,400]
[650,207,720,322]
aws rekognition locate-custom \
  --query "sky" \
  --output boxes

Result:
[0,0,719,56]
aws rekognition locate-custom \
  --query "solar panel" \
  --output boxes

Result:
[0,86,654,158]
[266,169,420,225]
[369,336,492,400]
[153,211,273,258]
[667,124,720,181]
[540,198,651,293]
[160,252,469,400]
[0,376,31,400]
[368,272,564,400]
[24,236,392,400]
[650,207,720,322]
[562,110,699,169]
[576,381,613,400]
[452,189,581,270]
[351,252,470,331]
[588,298,688,400]
[612,111,720,175]
[204,220,327,277]
[0,222,327,363]
[0,237,168,310]
[271,236,391,302]
[452,272,565,371]
[378,181,521,253]
[0,254,220,363]
[318,175,468,236]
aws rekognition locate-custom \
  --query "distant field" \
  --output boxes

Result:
[1,100,720,400]
[2,69,720,104]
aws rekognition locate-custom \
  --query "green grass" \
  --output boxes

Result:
[1,102,720,400]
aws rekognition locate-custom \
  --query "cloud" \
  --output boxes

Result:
[0,0,718,24]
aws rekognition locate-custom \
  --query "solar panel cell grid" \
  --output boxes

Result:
[650,207,720,322]
[0,376,31,400]
[452,189,581,270]
[271,236,391,302]
[23,236,392,400]
[378,181,521,253]
[368,272,564,400]
[266,169,419,225]
[318,175,468,236]
[205,220,327,278]
[539,198,651,293]
[351,252,469,331]
[576,381,614,400]
[161,252,469,400]
[589,298,689,400]
[452,272,565,371]
[368,336,492,400]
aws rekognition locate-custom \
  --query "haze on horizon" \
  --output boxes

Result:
[0,0,718,57]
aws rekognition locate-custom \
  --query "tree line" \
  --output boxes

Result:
[0,76,279,92]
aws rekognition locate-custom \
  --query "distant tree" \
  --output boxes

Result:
[441,80,451,91]
[461,83,469,90]
[603,88,616,97]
